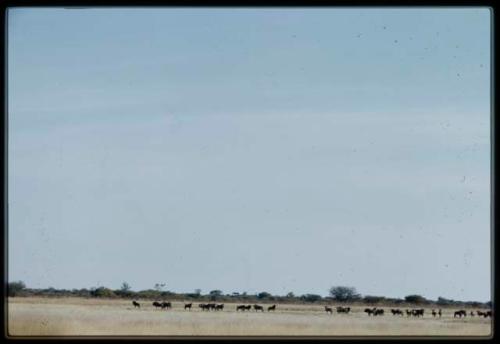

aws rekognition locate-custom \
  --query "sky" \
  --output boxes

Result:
[7,7,491,302]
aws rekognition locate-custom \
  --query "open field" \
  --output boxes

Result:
[7,297,492,337]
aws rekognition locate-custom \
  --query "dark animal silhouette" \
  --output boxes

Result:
[391,309,403,316]
[412,309,424,317]
[237,304,252,312]
[254,304,264,312]
[470,311,475,317]
[132,300,140,308]
[406,309,412,317]
[431,309,437,317]
[476,310,492,318]
[438,309,442,318]
[184,303,192,310]
[337,306,351,314]
[161,301,172,310]
[268,304,276,312]
[374,308,384,316]
[325,306,333,314]
[215,304,224,311]
[364,308,374,316]
[199,303,210,311]
[152,301,162,309]
[454,310,467,318]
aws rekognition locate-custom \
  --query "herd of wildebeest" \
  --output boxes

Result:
[130,300,492,319]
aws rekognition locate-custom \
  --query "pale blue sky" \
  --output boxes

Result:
[8,7,491,301]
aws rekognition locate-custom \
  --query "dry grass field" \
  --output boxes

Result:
[7,297,492,337]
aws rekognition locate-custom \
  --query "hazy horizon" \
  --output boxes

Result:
[8,7,491,302]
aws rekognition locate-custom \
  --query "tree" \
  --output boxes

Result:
[404,295,429,305]
[300,294,322,303]
[121,282,131,292]
[90,287,116,298]
[154,283,166,292]
[329,286,361,302]
[286,292,295,298]
[257,292,272,299]
[8,281,26,297]
[436,297,455,306]
[209,290,223,301]
[186,289,202,299]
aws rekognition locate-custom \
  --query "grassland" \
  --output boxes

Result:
[7,297,492,337]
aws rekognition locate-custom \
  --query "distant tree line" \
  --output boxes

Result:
[6,281,491,308]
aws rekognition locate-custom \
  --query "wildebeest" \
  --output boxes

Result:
[406,309,412,317]
[337,306,351,314]
[268,304,276,312]
[132,300,140,308]
[199,303,210,311]
[431,309,437,317]
[184,303,192,310]
[391,309,403,316]
[236,304,252,312]
[215,304,224,311]
[364,308,375,316]
[470,311,475,317]
[325,306,333,314]
[365,307,383,316]
[254,304,264,312]
[412,309,424,317]
[454,310,467,318]
[152,301,162,309]
[478,310,492,318]
[438,309,442,318]
[161,301,172,310]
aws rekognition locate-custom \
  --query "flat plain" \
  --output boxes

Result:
[7,297,492,337]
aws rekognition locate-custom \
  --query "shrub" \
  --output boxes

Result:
[363,295,386,304]
[257,292,272,299]
[90,287,116,298]
[404,294,429,305]
[300,294,322,303]
[8,281,26,297]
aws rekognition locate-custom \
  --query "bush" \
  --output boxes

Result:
[404,294,429,305]
[363,295,386,304]
[8,281,26,297]
[300,294,322,303]
[436,296,455,306]
[257,292,272,299]
[90,287,116,298]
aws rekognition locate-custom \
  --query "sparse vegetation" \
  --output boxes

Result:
[8,297,492,336]
[6,281,491,309]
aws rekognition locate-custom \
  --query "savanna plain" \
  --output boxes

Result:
[8,297,492,337]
